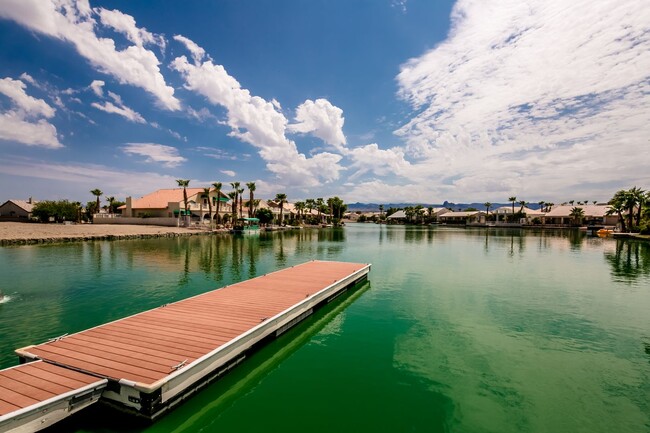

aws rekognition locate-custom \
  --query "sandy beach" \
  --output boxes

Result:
[0,222,211,245]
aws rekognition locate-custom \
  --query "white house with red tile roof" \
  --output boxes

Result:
[543,204,617,226]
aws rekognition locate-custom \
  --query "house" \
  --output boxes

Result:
[439,210,486,224]
[120,188,231,221]
[0,198,37,220]
[543,204,617,226]
[386,210,407,221]
[493,206,545,223]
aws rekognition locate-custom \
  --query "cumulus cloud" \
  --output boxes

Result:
[0,76,61,148]
[173,35,207,65]
[394,0,650,201]
[122,142,186,167]
[288,98,347,151]
[347,143,411,180]
[171,35,344,186]
[0,0,180,110]
[220,170,235,177]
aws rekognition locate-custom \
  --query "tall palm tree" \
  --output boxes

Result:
[294,201,305,224]
[246,182,256,218]
[202,187,213,229]
[508,196,517,216]
[238,187,245,219]
[227,191,237,223]
[275,193,287,225]
[519,200,527,212]
[176,179,190,215]
[212,182,223,225]
[379,204,384,217]
[630,186,646,227]
[608,190,629,232]
[484,202,492,214]
[90,189,103,215]
[538,201,545,211]
[316,198,324,222]
[305,198,315,222]
[230,182,240,220]
[105,196,115,213]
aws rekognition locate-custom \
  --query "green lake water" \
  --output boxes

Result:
[0,224,649,433]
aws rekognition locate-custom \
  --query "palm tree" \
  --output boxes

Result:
[508,196,517,216]
[569,207,585,226]
[202,187,213,229]
[608,190,629,232]
[630,186,646,227]
[105,196,115,213]
[538,201,545,211]
[176,179,190,216]
[484,202,492,214]
[238,187,245,219]
[379,204,384,217]
[90,189,103,216]
[519,200,527,212]
[230,182,240,220]
[275,193,287,225]
[227,191,237,224]
[305,198,315,223]
[246,182,256,218]
[212,182,223,225]
[316,198,324,223]
[294,201,305,224]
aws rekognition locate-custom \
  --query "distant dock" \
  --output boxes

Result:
[0,260,371,431]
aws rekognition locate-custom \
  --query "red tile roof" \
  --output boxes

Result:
[130,188,205,209]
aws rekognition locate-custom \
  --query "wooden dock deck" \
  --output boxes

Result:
[13,260,370,421]
[0,360,107,432]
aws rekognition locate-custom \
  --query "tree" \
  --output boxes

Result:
[294,201,305,224]
[90,189,103,216]
[212,182,223,225]
[230,182,240,220]
[519,200,527,212]
[484,202,492,214]
[379,204,384,217]
[569,207,585,226]
[227,191,237,223]
[176,179,190,224]
[275,193,287,225]
[202,187,213,229]
[246,182,256,218]
[328,197,347,225]
[105,196,115,213]
[316,198,324,222]
[608,190,629,232]
[508,196,517,216]
[33,200,79,223]
[255,208,273,226]
[630,186,646,227]
[238,187,245,219]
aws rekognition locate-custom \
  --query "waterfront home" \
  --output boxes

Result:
[543,204,616,226]
[386,210,407,222]
[439,210,486,224]
[121,188,231,221]
[0,198,37,220]
[492,206,545,224]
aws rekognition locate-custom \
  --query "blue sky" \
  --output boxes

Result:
[0,0,648,205]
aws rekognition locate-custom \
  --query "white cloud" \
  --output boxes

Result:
[19,72,36,85]
[0,76,61,148]
[220,170,236,177]
[89,79,104,97]
[91,100,145,123]
[122,142,186,167]
[393,0,650,202]
[171,36,345,186]
[344,180,431,204]
[173,35,207,65]
[97,8,165,49]
[347,143,411,180]
[288,98,347,151]
[0,0,180,110]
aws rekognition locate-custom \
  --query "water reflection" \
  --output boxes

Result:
[605,240,650,283]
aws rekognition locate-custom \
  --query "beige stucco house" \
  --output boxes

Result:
[0,199,36,220]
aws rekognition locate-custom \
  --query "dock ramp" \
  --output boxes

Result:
[0,360,107,432]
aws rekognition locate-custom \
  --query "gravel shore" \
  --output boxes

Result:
[0,222,214,246]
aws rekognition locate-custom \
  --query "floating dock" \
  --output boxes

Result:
[2,260,370,430]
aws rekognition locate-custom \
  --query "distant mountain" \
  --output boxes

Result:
[346,201,543,212]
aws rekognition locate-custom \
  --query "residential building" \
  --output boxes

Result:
[120,188,231,221]
[0,198,37,220]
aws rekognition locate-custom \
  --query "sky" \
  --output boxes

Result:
[0,0,648,205]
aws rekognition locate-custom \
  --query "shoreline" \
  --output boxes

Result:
[0,222,221,246]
